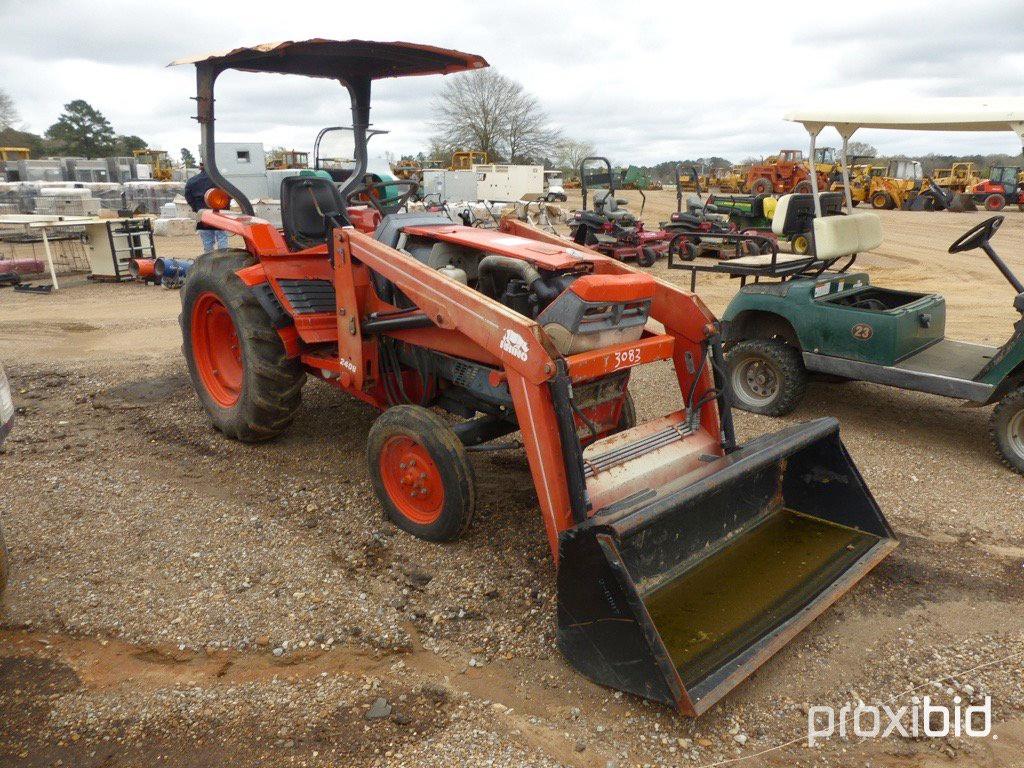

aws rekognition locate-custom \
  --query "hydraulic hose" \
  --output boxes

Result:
[477,255,558,304]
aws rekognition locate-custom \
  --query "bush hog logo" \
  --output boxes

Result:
[499,329,530,361]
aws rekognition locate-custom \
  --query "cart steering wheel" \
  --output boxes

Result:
[345,179,419,214]
[948,215,1004,254]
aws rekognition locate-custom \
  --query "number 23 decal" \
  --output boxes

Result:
[852,323,873,340]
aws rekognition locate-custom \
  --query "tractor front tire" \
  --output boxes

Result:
[726,339,807,417]
[368,405,476,542]
[985,193,1006,212]
[750,177,773,196]
[181,249,305,442]
[990,387,1024,474]
[871,191,893,210]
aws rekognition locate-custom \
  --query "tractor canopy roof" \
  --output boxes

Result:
[170,38,488,81]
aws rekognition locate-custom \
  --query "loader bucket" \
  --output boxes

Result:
[557,418,896,715]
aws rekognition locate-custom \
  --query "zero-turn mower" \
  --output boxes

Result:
[172,40,896,715]
[568,157,673,266]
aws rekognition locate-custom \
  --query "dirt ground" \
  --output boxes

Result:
[2,193,1023,767]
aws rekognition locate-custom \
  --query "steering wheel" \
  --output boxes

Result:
[949,215,1004,254]
[345,179,419,214]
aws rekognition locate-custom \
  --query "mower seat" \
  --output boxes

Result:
[280,176,348,251]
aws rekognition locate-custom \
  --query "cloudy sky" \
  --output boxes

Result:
[2,0,1022,164]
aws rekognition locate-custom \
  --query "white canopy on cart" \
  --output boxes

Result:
[781,101,1024,215]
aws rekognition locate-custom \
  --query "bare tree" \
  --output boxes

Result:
[554,138,597,175]
[0,89,19,129]
[846,141,878,158]
[430,69,559,163]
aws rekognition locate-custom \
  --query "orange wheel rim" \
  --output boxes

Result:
[191,292,243,407]
[379,436,444,524]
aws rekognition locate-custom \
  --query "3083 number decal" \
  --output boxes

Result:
[613,347,643,368]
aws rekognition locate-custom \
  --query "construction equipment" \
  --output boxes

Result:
[267,149,310,170]
[392,158,422,182]
[867,160,923,209]
[570,156,672,265]
[717,105,1024,473]
[132,149,173,181]
[930,162,980,193]
[620,165,656,190]
[970,165,1024,211]
[173,39,897,714]
[451,150,487,170]
[744,149,830,196]
[704,166,745,193]
[0,147,30,162]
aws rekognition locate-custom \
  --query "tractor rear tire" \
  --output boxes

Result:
[794,181,813,194]
[726,339,807,417]
[368,405,476,542]
[985,193,1006,212]
[871,191,893,210]
[750,177,773,196]
[181,249,305,442]
[990,387,1024,475]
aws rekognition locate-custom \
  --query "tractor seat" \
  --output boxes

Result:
[726,252,814,267]
[280,176,349,251]
[373,212,452,248]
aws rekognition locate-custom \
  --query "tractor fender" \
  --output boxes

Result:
[232,261,302,357]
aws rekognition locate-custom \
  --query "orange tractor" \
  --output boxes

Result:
[173,39,895,715]
[745,149,831,196]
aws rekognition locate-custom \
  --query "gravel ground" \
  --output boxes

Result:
[2,201,1024,767]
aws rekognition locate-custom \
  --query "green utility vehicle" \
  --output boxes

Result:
[671,106,1024,472]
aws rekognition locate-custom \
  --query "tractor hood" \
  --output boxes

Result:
[169,39,488,80]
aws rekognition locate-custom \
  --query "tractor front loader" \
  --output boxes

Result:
[174,39,896,715]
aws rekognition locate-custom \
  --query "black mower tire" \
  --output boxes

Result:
[750,177,773,196]
[791,232,813,256]
[367,405,476,542]
[985,193,1006,212]
[181,249,305,442]
[990,387,1024,475]
[726,339,807,416]
[638,247,657,267]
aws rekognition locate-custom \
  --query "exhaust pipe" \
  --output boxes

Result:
[557,418,896,715]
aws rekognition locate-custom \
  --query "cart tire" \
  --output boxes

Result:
[985,193,1006,212]
[794,181,813,194]
[0,519,9,597]
[990,387,1024,475]
[726,339,807,416]
[750,177,773,196]
[368,405,476,541]
[181,249,305,442]
[871,191,893,210]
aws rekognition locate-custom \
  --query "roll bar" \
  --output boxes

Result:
[173,39,487,215]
